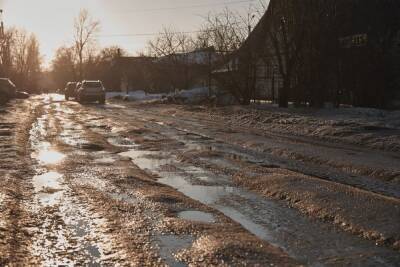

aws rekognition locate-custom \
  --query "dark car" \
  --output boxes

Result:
[64,82,78,100]
[15,91,30,99]
[0,78,17,104]
[76,80,106,104]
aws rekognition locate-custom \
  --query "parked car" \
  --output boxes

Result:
[15,91,30,99]
[0,78,17,104]
[64,82,78,100]
[76,80,106,104]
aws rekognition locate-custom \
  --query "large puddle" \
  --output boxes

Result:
[155,234,193,267]
[120,146,400,266]
[32,142,66,165]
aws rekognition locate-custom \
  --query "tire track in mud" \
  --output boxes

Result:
[125,106,400,197]
[0,100,39,265]
[26,95,110,265]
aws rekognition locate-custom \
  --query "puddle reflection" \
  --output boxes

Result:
[32,142,66,165]
[156,235,193,267]
[33,172,65,206]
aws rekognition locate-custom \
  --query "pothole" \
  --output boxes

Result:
[155,234,193,267]
[32,171,65,206]
[178,211,215,223]
[31,142,66,165]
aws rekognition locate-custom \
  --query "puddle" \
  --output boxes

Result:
[159,175,235,205]
[178,211,215,223]
[119,150,173,170]
[73,219,102,264]
[33,172,65,206]
[32,142,66,165]
[74,219,90,236]
[156,234,193,267]
[33,172,63,191]
[123,147,400,266]
[85,244,101,263]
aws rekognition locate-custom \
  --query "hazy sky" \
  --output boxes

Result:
[0,0,264,67]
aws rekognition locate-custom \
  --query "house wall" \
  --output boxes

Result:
[253,58,281,101]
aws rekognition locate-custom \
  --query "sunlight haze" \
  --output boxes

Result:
[0,0,258,67]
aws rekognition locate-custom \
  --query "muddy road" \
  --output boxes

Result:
[0,94,399,266]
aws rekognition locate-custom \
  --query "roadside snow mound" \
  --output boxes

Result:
[209,105,400,153]
[175,87,209,104]
[106,91,168,101]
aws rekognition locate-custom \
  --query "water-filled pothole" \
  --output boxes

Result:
[178,211,215,223]
[119,150,173,170]
[33,171,65,206]
[156,234,193,267]
[32,142,66,165]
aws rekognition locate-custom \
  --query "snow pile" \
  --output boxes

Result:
[210,105,400,153]
[106,91,168,101]
[174,87,237,105]
[124,90,167,101]
[106,92,125,99]
[174,87,209,104]
[107,88,211,104]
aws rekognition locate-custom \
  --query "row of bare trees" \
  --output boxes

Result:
[51,4,267,97]
[144,5,265,102]
[0,27,41,92]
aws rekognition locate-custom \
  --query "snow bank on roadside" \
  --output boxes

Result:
[107,87,210,103]
[106,91,169,101]
[211,105,400,152]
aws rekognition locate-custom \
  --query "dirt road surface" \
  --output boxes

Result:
[0,94,399,266]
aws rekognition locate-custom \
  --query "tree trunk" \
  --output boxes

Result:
[279,79,289,108]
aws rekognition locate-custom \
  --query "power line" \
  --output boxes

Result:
[96,30,204,38]
[112,0,255,13]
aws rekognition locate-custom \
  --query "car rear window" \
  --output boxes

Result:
[83,82,102,88]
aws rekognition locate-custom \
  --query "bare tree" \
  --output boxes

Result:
[51,46,76,89]
[195,8,254,104]
[0,28,14,76]
[147,26,194,57]
[146,27,196,91]
[74,9,100,80]
[266,0,307,107]
[196,8,247,54]
[10,29,42,91]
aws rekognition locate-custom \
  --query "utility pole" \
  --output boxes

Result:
[0,10,4,38]
[0,9,4,72]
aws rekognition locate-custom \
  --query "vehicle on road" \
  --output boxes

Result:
[15,91,30,99]
[76,80,106,104]
[64,82,78,100]
[0,78,17,104]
